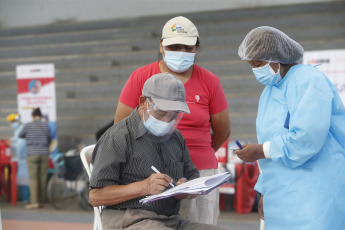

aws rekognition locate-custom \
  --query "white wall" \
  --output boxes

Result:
[0,0,335,28]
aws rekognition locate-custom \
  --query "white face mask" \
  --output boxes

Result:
[143,113,176,136]
[252,63,282,86]
[163,48,196,73]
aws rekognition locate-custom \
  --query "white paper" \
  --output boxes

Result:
[139,172,231,204]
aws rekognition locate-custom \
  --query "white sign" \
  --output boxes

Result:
[16,64,56,123]
[16,64,58,146]
[303,49,345,104]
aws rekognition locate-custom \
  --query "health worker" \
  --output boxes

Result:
[235,26,345,230]
[6,113,30,202]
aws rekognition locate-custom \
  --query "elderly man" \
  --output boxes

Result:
[89,73,229,230]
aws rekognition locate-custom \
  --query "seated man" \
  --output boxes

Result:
[89,73,229,230]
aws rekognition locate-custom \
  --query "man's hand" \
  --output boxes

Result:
[143,173,173,195]
[258,195,264,220]
[176,177,187,186]
[235,144,265,162]
[174,177,197,200]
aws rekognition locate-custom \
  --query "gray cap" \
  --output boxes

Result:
[142,73,190,114]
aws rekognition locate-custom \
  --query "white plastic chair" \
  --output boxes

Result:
[80,144,103,230]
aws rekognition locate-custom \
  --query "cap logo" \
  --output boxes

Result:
[178,89,185,98]
[171,24,187,34]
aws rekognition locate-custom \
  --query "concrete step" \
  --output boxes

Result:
[0,1,343,37]
[0,1,344,148]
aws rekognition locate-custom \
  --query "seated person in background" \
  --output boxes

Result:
[95,119,114,141]
[89,73,229,230]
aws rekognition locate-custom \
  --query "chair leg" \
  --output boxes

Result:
[260,219,265,230]
[94,207,103,230]
[93,212,97,230]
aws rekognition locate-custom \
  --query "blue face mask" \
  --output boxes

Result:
[143,113,176,136]
[163,49,196,73]
[252,63,282,86]
[11,121,19,130]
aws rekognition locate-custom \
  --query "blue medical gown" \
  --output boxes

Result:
[11,124,29,185]
[255,64,345,229]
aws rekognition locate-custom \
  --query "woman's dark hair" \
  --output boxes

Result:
[195,37,200,48]
[158,37,201,60]
[32,107,42,117]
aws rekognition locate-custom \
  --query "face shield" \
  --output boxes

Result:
[142,98,184,141]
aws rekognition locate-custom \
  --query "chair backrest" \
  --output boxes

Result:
[80,144,96,178]
[80,144,103,230]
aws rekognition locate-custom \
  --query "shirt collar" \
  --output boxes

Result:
[129,107,147,139]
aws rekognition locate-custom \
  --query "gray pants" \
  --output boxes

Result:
[26,155,49,204]
[102,208,230,230]
[180,169,220,225]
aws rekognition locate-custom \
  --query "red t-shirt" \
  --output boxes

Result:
[119,61,228,169]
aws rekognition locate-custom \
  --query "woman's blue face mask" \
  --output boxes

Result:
[163,48,196,73]
[252,63,282,86]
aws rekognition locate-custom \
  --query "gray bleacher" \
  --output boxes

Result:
[0,1,344,151]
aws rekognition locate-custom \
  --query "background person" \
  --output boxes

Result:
[235,26,345,229]
[6,113,30,203]
[90,73,229,230]
[19,107,52,209]
[95,119,114,141]
[113,16,230,225]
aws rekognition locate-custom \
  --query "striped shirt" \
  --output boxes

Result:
[90,108,199,216]
[19,120,51,157]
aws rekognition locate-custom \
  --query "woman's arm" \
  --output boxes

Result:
[114,102,135,124]
[269,71,333,168]
[210,108,231,152]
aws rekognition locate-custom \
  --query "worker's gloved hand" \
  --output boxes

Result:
[234,144,265,162]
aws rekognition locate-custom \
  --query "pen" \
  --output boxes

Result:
[235,140,255,166]
[151,166,175,187]
[235,140,243,149]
